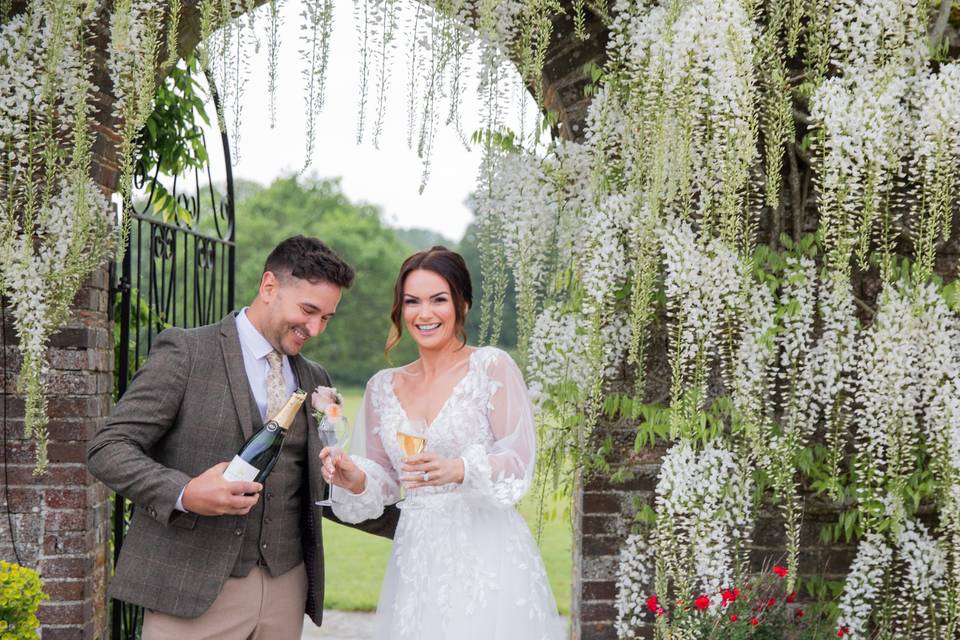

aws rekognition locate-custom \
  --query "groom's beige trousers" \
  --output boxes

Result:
[142,563,308,640]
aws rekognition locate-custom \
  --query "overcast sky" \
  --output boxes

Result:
[197,0,539,242]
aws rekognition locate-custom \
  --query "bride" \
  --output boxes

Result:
[320,246,564,640]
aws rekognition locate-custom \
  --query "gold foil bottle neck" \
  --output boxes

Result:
[271,390,307,430]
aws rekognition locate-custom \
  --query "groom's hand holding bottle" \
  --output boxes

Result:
[182,389,307,515]
[182,463,263,516]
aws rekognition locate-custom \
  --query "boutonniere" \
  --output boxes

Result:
[311,385,344,423]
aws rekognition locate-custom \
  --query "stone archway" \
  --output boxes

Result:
[0,2,612,638]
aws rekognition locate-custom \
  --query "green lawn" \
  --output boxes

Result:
[321,387,572,614]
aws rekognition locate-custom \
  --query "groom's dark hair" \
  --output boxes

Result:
[264,235,354,288]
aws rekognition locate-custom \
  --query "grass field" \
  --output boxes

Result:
[321,387,573,614]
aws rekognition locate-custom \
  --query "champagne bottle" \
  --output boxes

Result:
[223,389,307,483]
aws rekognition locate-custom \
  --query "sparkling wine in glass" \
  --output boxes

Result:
[396,417,428,509]
[316,406,350,507]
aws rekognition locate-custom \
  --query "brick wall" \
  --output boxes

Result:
[573,444,663,640]
[0,14,119,637]
[1,267,113,640]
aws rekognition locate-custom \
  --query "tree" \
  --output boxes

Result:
[235,175,419,387]
[394,228,453,252]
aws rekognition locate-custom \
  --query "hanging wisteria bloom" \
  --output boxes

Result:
[619,0,758,245]
[657,217,744,406]
[829,0,927,76]
[654,440,753,607]
[614,533,655,639]
[897,518,946,604]
[526,303,631,407]
[853,283,923,509]
[810,73,912,270]
[475,147,557,354]
[730,280,776,461]
[0,181,112,473]
[853,281,960,512]
[836,532,893,640]
[910,63,960,279]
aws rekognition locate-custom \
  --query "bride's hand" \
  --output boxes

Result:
[319,447,366,494]
[401,452,464,488]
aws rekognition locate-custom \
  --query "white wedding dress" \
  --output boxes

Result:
[332,346,565,640]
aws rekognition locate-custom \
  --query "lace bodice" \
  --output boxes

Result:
[333,346,536,518]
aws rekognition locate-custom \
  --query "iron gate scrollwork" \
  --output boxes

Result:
[109,72,236,640]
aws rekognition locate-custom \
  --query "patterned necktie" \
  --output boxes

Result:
[265,350,286,419]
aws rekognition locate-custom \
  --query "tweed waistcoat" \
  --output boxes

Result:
[232,386,309,576]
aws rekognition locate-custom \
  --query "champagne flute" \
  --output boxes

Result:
[316,407,350,507]
[395,417,428,509]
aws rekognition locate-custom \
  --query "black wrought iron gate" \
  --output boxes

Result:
[109,74,235,640]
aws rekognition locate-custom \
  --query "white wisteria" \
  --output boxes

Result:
[835,532,894,640]
[614,0,760,249]
[614,533,655,639]
[837,517,950,640]
[828,0,927,76]
[1,3,117,473]
[730,280,777,457]
[911,62,960,281]
[653,441,753,605]
[810,73,910,272]
[657,218,744,431]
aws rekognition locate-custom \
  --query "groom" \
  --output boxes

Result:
[88,235,398,639]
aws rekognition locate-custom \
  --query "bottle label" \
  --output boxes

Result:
[223,455,259,483]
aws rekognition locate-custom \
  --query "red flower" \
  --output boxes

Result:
[795,609,805,618]
[786,591,797,604]
[751,617,759,626]
[646,595,659,613]
[656,606,665,617]
[837,626,849,637]
[767,598,777,609]
[694,595,710,611]
[772,565,788,578]
[730,614,738,622]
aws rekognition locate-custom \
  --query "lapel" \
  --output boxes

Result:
[220,313,256,440]
[291,355,325,504]
[289,355,315,431]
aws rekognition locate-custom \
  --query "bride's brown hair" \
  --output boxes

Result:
[385,246,473,358]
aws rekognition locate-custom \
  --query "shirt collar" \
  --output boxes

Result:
[236,308,279,362]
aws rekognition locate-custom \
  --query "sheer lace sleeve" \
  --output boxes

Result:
[459,350,536,507]
[332,372,401,523]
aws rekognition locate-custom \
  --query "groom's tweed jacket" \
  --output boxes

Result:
[88,313,399,624]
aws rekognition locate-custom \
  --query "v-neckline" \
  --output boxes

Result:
[388,348,481,429]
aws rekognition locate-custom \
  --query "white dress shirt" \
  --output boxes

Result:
[175,308,297,512]
[234,308,298,420]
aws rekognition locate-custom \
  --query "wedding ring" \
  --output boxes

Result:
[423,471,430,482]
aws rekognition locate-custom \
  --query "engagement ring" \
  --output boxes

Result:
[423,471,430,482]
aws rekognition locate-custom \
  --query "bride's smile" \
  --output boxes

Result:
[402,268,464,351]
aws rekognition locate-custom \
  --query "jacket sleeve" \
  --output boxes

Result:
[87,327,195,526]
